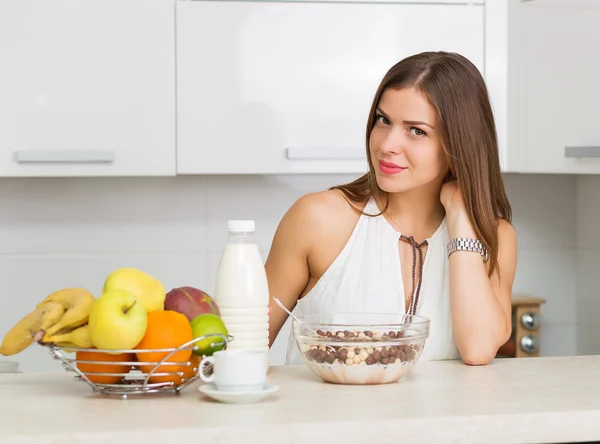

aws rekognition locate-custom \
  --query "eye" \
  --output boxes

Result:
[375,114,390,125]
[409,127,427,137]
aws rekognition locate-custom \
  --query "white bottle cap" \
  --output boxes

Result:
[228,220,256,233]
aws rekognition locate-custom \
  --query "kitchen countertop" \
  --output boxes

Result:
[1,355,600,444]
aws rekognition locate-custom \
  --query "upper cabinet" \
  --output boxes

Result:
[3,0,598,176]
[0,0,176,177]
[511,0,600,174]
[175,1,485,174]
[176,0,600,175]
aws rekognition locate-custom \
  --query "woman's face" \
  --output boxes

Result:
[369,87,448,194]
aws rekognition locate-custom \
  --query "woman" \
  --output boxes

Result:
[265,51,517,366]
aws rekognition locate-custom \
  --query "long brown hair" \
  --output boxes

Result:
[332,51,512,277]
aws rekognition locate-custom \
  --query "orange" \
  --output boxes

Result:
[75,350,134,384]
[181,354,201,381]
[146,354,201,386]
[135,310,194,385]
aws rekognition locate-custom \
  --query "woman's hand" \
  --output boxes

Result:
[440,180,464,212]
[440,180,477,245]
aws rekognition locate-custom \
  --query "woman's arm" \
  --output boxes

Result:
[265,190,359,347]
[441,182,518,365]
[265,196,313,347]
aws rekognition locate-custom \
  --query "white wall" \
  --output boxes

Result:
[0,173,582,372]
[576,176,600,355]
[505,174,578,356]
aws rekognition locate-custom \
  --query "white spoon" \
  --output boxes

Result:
[271,296,338,353]
[271,296,321,336]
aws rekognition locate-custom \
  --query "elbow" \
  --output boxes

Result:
[459,330,510,366]
[455,318,512,366]
[460,349,496,366]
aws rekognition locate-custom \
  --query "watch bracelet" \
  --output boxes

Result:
[447,237,489,263]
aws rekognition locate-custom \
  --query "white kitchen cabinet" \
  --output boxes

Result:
[0,0,176,177]
[513,0,600,174]
[248,0,485,3]
[176,1,484,174]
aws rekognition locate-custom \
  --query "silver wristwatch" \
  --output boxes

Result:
[447,237,489,263]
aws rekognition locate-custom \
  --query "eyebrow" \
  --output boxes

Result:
[376,107,435,129]
[404,120,434,129]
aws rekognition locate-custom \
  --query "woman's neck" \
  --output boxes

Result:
[378,186,446,242]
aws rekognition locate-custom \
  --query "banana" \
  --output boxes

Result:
[37,288,95,337]
[41,325,92,349]
[1,288,95,356]
[0,302,65,356]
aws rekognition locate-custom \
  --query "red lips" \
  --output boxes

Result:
[378,160,406,175]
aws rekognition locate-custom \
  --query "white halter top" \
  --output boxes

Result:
[285,197,460,364]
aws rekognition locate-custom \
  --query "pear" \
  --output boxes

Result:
[103,268,166,314]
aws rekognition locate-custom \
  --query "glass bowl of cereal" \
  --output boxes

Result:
[292,313,430,385]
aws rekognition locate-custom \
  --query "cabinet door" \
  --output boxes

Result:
[0,0,176,177]
[518,0,600,173]
[257,0,484,3]
[176,1,484,174]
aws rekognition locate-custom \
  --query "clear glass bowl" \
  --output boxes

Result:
[292,313,430,385]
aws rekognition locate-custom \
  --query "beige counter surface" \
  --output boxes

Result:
[1,355,600,444]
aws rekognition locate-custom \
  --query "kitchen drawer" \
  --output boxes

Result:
[175,1,484,174]
[0,0,176,177]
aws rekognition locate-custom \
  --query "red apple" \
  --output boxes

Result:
[164,286,221,322]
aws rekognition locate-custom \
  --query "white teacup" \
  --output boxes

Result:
[199,349,268,392]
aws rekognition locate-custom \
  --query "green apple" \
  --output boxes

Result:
[88,289,148,351]
[103,267,166,314]
[190,314,228,356]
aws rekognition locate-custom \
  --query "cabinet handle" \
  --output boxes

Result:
[564,146,600,159]
[286,148,365,160]
[15,149,114,164]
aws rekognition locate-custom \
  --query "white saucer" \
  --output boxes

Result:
[198,383,279,404]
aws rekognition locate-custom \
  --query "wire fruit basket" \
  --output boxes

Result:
[42,333,231,399]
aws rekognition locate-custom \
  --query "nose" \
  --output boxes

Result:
[379,128,405,155]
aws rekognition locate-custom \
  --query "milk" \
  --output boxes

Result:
[214,220,270,362]
[215,244,269,308]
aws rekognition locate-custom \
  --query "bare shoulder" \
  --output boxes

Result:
[270,189,362,252]
[282,189,365,273]
[292,189,362,228]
